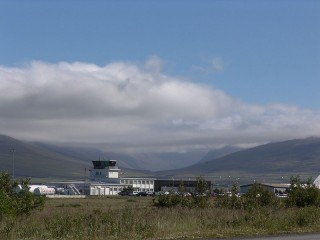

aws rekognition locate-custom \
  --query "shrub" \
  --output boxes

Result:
[243,183,279,209]
[285,176,320,208]
[154,176,210,208]
[216,183,279,210]
[0,171,45,220]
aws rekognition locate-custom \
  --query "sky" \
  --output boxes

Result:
[0,0,319,152]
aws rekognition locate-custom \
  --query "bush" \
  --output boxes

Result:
[154,175,210,208]
[216,183,280,210]
[154,193,189,208]
[243,183,279,209]
[285,176,320,208]
[0,171,45,220]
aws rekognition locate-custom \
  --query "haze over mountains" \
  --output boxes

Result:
[1,134,320,182]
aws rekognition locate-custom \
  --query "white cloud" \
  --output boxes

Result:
[192,56,225,74]
[211,57,224,72]
[0,59,320,152]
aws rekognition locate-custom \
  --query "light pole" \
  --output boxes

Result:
[11,149,15,181]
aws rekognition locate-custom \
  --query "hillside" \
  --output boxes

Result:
[198,146,244,163]
[0,135,91,180]
[0,135,152,180]
[130,151,207,171]
[156,137,320,181]
[34,143,142,170]
[2,134,320,182]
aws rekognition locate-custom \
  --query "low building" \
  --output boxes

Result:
[119,178,155,192]
[240,183,290,194]
[154,179,212,193]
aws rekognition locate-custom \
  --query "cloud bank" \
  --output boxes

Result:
[0,59,319,152]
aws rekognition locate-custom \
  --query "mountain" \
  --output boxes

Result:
[33,143,142,170]
[130,151,207,171]
[3,134,320,182]
[0,134,204,180]
[156,137,320,181]
[0,135,91,180]
[0,135,151,180]
[198,146,244,163]
[34,143,206,171]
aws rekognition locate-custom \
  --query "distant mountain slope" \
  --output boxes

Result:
[155,138,320,180]
[198,146,244,163]
[0,135,91,179]
[3,134,320,181]
[34,143,141,170]
[0,135,152,180]
[34,143,206,171]
[157,137,320,178]
[130,151,207,171]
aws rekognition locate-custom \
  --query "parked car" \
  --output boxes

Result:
[136,191,148,196]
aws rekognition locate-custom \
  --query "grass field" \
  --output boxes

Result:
[2,196,320,240]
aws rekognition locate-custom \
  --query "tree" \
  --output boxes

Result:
[243,183,279,209]
[0,171,45,220]
[193,176,210,208]
[285,176,320,208]
[195,175,209,196]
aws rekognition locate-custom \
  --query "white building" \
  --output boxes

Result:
[119,178,155,193]
[313,175,320,189]
[84,159,155,196]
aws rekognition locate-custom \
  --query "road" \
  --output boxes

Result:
[212,233,320,240]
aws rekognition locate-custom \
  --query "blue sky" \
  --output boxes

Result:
[1,0,319,108]
[0,0,319,151]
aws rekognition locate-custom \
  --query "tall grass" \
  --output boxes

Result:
[2,197,320,239]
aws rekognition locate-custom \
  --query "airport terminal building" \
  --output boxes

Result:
[83,159,155,196]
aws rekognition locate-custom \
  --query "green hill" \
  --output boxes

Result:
[2,135,320,183]
[0,135,151,180]
[0,135,91,180]
[156,137,320,182]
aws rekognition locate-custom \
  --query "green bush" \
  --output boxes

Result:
[285,176,320,208]
[0,171,45,220]
[154,193,191,208]
[243,183,280,209]
[216,183,280,210]
[154,176,210,208]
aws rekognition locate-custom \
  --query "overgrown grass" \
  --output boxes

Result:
[2,196,320,239]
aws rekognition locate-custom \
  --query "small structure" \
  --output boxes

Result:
[313,175,320,189]
[89,160,120,183]
[154,179,212,193]
[240,183,290,195]
[16,185,56,196]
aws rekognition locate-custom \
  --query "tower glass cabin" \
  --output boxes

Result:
[89,160,120,183]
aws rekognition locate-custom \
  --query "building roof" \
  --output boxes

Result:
[240,183,290,188]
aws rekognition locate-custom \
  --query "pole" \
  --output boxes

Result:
[11,149,15,181]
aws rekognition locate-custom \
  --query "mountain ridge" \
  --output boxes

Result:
[1,134,320,182]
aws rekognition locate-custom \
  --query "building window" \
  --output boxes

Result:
[142,181,145,184]
[130,180,133,184]
[133,180,137,184]
[138,180,141,184]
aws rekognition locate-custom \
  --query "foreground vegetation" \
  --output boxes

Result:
[3,197,320,239]
[2,173,320,239]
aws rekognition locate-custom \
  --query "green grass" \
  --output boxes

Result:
[2,196,320,239]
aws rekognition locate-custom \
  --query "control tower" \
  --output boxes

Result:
[89,160,121,183]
